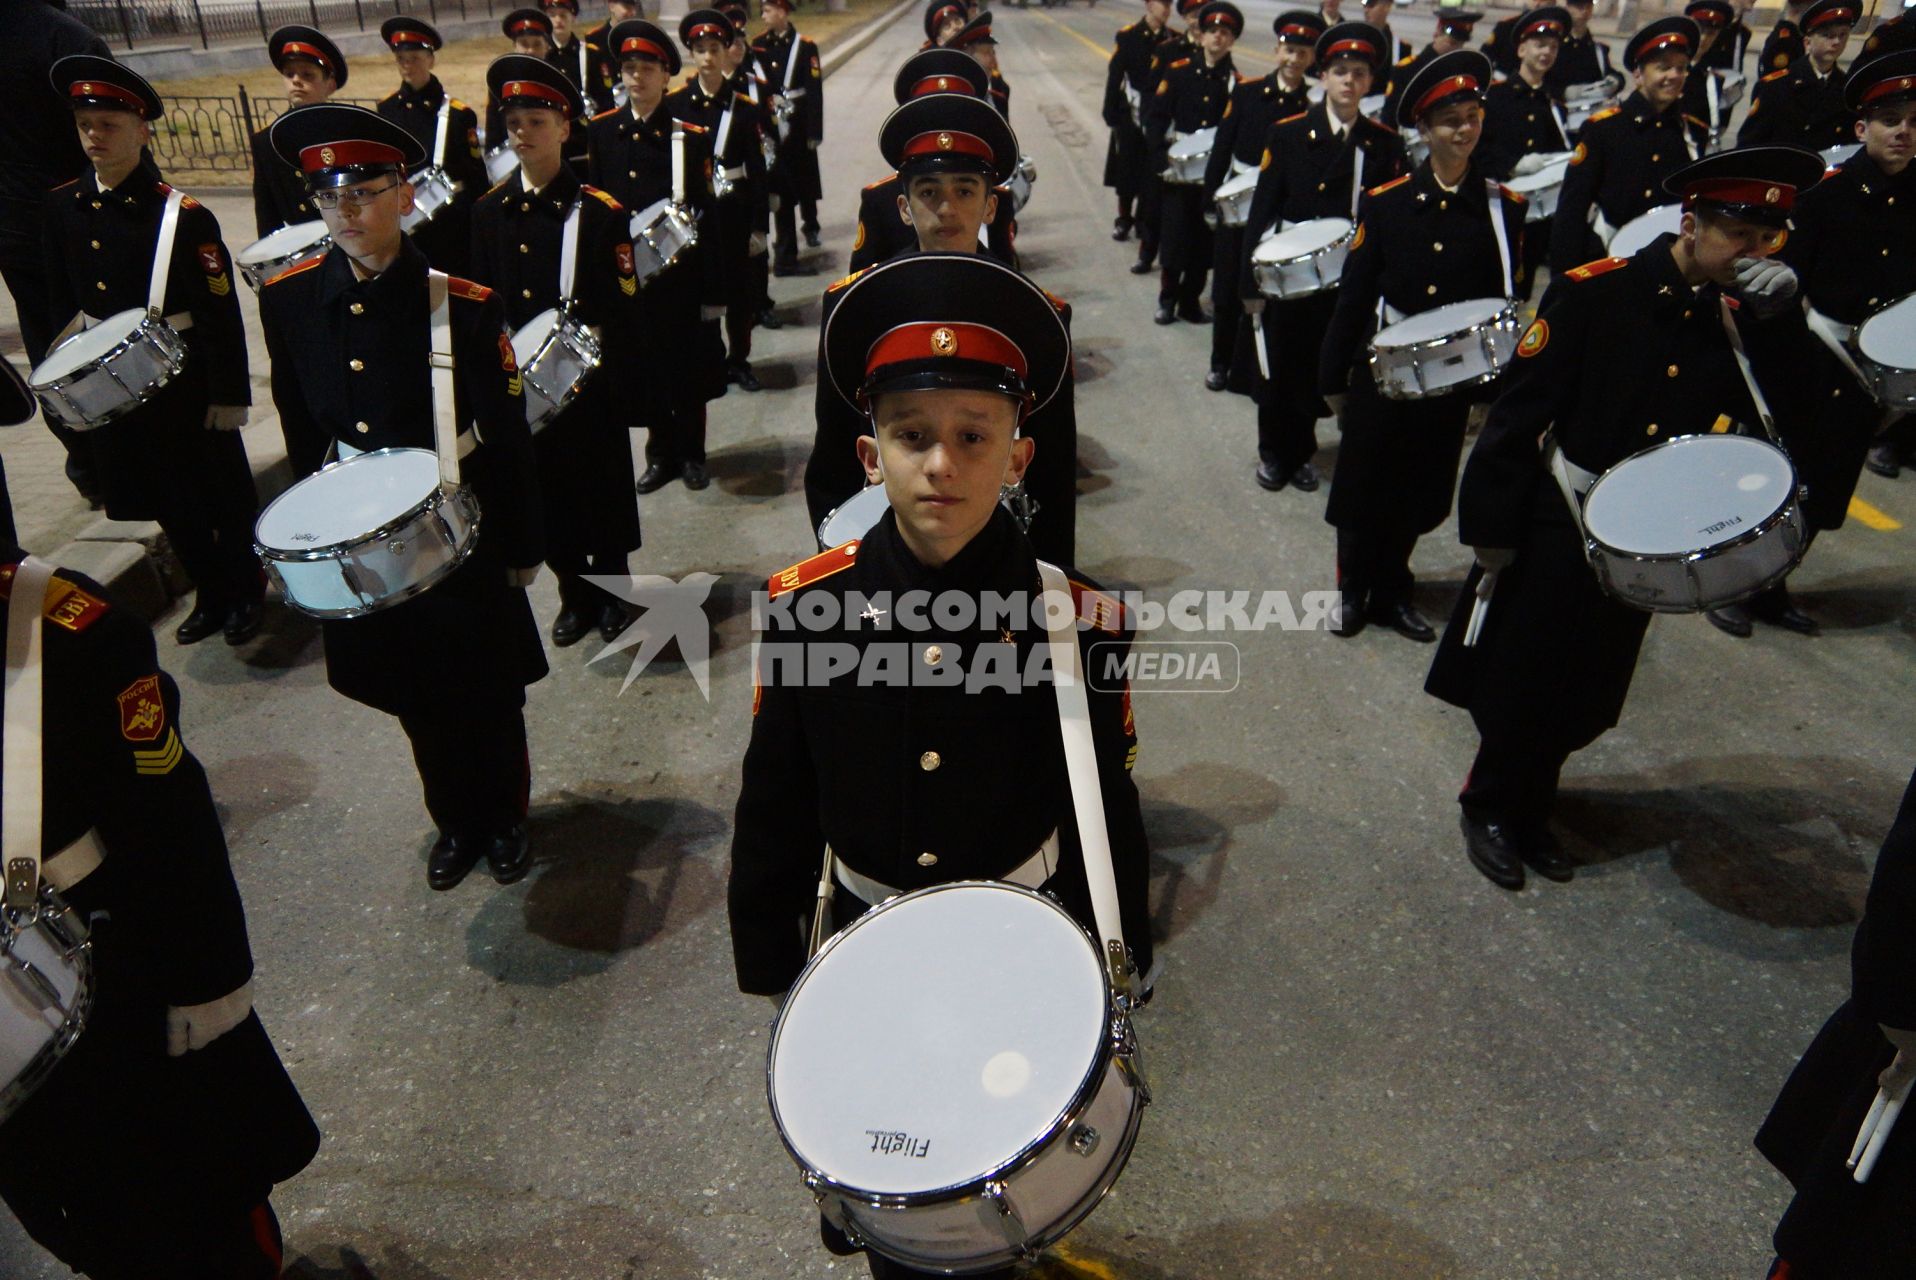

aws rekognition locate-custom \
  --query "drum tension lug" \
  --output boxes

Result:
[1069,1124,1101,1158]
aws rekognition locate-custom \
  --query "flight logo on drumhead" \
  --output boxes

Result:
[1517,318,1549,358]
[931,326,958,357]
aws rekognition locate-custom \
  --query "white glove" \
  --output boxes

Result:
[165,980,253,1056]
[1510,152,1552,177]
[700,303,727,322]
[204,404,248,432]
[1474,546,1518,573]
[1242,296,1266,316]
[1732,256,1798,316]
[506,565,540,588]
[1882,1025,1916,1093]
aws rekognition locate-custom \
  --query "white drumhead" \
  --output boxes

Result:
[1584,434,1794,554]
[31,311,148,385]
[238,220,328,265]
[1215,170,1258,201]
[512,309,563,367]
[1822,143,1860,168]
[1608,204,1681,259]
[1253,217,1351,263]
[631,198,674,233]
[256,448,442,551]
[770,883,1107,1197]
[1168,128,1215,159]
[818,484,890,547]
[1857,295,1916,370]
[1373,298,1511,348]
[1507,154,1574,195]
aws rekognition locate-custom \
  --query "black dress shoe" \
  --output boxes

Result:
[802,226,821,248]
[175,604,225,646]
[1153,302,1176,325]
[1865,443,1901,478]
[486,825,532,885]
[551,605,593,648]
[1204,368,1227,392]
[1290,462,1320,493]
[1705,603,1753,638]
[1333,592,1366,637]
[1255,460,1287,491]
[598,601,630,642]
[635,462,675,494]
[1516,824,1575,883]
[757,307,784,330]
[1111,216,1133,241]
[222,598,264,646]
[1178,301,1208,324]
[1130,259,1156,275]
[728,362,762,392]
[1461,814,1525,891]
[682,460,710,490]
[1755,602,1820,635]
[427,833,483,891]
[1371,602,1436,642]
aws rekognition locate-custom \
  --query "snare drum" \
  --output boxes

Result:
[1369,298,1520,400]
[629,199,699,284]
[1579,433,1806,612]
[1716,69,1747,108]
[0,884,92,1126]
[1563,79,1620,135]
[1506,153,1574,222]
[254,447,481,618]
[30,309,190,431]
[401,166,459,231]
[1212,169,1259,228]
[484,142,519,186]
[1251,218,1353,300]
[511,309,602,433]
[1163,128,1216,184]
[1822,142,1861,168]
[235,220,332,290]
[1854,293,1916,408]
[769,882,1147,1274]
[1007,154,1037,214]
[816,484,890,549]
[1605,203,1682,259]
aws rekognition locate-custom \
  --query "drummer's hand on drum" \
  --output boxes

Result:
[165,979,254,1056]
[1473,546,1517,574]
[203,404,248,432]
[1242,296,1265,316]
[507,565,541,588]
[1510,152,1552,178]
[1882,1025,1916,1092]
[1731,256,1799,317]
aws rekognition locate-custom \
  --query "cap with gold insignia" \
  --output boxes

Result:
[1396,47,1491,125]
[1660,145,1826,227]
[894,47,991,103]
[1316,21,1389,70]
[925,0,968,42]
[50,54,162,120]
[269,102,426,189]
[1846,47,1916,112]
[1682,0,1734,30]
[609,18,682,73]
[1802,0,1858,33]
[878,90,1019,182]
[1176,0,1208,18]
[824,253,1071,422]
[720,1,750,30]
[268,25,349,89]
[1272,9,1326,44]
[488,53,584,118]
[1433,8,1483,38]
[502,8,556,42]
[680,7,736,47]
[1624,15,1700,69]
[380,16,444,50]
[1514,6,1572,44]
[1195,2,1244,36]
[950,12,996,48]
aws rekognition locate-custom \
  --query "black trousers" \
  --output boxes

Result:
[725,296,756,364]
[644,403,708,466]
[398,697,531,841]
[552,551,629,613]
[1459,733,1572,832]
[773,201,819,254]
[166,508,264,611]
[1134,172,1163,265]
[1335,525,1419,610]
[1210,225,1244,371]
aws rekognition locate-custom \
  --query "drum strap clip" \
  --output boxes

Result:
[2,558,57,918]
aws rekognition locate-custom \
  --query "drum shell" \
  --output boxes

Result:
[484,144,519,186]
[0,891,92,1126]
[1369,303,1520,400]
[30,315,189,431]
[401,166,459,231]
[1583,465,1808,612]
[629,201,699,284]
[1252,223,1352,300]
[1162,129,1215,185]
[1854,297,1916,410]
[1212,171,1258,229]
[513,311,602,434]
[1507,156,1573,223]
[235,223,332,291]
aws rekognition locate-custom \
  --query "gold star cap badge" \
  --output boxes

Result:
[320,145,336,166]
[931,327,958,356]
[936,131,954,151]
[937,76,950,89]
[1765,186,1780,203]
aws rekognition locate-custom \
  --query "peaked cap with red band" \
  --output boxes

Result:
[1272,9,1326,44]
[1396,47,1491,125]
[52,55,162,120]
[893,47,991,102]
[1195,1,1244,35]
[1662,145,1826,227]
[823,253,1071,421]
[542,0,580,13]
[609,18,682,73]
[1514,5,1572,44]
[1316,21,1388,69]
[268,25,350,89]
[1802,0,1858,32]
[1682,0,1734,29]
[925,0,968,42]
[487,54,584,119]
[951,12,997,47]
[502,8,556,42]
[269,102,426,187]
[380,16,443,49]
[1434,8,1484,36]
[1847,48,1916,111]
[878,91,1019,182]
[680,7,737,47]
[1624,15,1699,69]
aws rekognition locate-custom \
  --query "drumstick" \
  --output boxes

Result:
[1848,1084,1892,1171]
[1852,1073,1913,1184]
[1251,310,1270,381]
[1462,570,1497,648]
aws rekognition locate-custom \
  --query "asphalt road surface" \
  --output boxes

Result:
[2,7,1912,1278]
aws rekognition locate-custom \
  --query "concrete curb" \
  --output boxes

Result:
[819,0,919,80]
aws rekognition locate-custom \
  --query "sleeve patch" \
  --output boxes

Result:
[1569,141,1587,165]
[117,674,166,742]
[132,727,182,776]
[1516,317,1548,357]
[197,243,223,273]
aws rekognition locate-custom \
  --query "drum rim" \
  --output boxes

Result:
[260,481,482,619]
[1253,218,1354,264]
[815,483,891,548]
[1507,153,1576,191]
[518,315,602,431]
[237,220,332,263]
[1856,295,1916,370]
[1371,301,1519,353]
[766,879,1127,1207]
[0,887,95,1127]
[30,310,172,387]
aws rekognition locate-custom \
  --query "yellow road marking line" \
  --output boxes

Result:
[1850,496,1902,530]
[1028,1242,1123,1279]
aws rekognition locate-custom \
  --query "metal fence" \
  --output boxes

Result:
[67,0,509,51]
[148,90,383,171]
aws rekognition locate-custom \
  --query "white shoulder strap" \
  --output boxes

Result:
[782,30,804,93]
[1035,560,1132,997]
[432,99,451,169]
[671,123,687,204]
[715,91,737,161]
[3,557,56,912]
[426,270,463,489]
[560,199,583,303]
[1349,143,1365,221]
[148,188,186,321]
[1486,179,1514,299]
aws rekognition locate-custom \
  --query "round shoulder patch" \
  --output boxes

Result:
[1569,141,1587,166]
[1350,221,1365,251]
[1516,317,1548,358]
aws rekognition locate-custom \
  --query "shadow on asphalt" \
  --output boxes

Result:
[1141,762,1280,944]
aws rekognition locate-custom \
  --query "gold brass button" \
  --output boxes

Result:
[1651,153,1660,162]
[1666,364,1678,377]
[1433,242,1444,252]
[919,751,941,771]
[916,851,938,867]
[1316,182,1325,191]
[354,420,370,433]
[349,358,364,371]
[1646,423,1659,436]
[520,201,530,211]
[89,239,100,249]
[518,243,529,253]
[522,288,533,299]
[350,303,365,315]
[95,281,105,290]
[91,200,101,209]
[923,645,944,665]
[629,169,638,177]
[1426,284,1438,295]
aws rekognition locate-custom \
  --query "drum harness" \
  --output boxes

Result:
[773,30,805,141]
[335,272,477,470]
[713,89,746,196]
[807,563,1139,1000]
[76,188,193,338]
[1250,132,1372,379]
[1374,175,1514,333]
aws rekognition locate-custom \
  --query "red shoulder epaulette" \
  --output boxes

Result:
[448,276,493,302]
[681,121,709,134]
[1762,67,1789,81]
[1168,56,1191,69]
[1564,256,1628,282]
[825,266,870,294]
[583,184,624,212]
[1070,579,1125,636]
[450,97,470,112]
[862,174,899,192]
[482,175,513,199]
[1041,286,1069,313]
[1276,110,1308,125]
[768,542,860,598]
[1498,183,1526,204]
[1395,52,1417,66]
[1587,105,1621,124]
[591,105,622,121]
[1367,173,1411,197]
[1684,112,1708,128]
[262,256,324,287]
[0,565,111,634]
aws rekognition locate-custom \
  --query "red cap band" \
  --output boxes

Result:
[501,80,572,112]
[1863,73,1916,105]
[1278,22,1317,38]
[508,17,549,35]
[279,41,335,73]
[865,322,1028,383]
[70,80,147,113]
[389,29,435,47]
[1638,31,1691,59]
[1806,5,1855,28]
[909,74,972,97]
[1684,176,1797,211]
[619,35,669,58]
[1687,8,1727,25]
[954,24,992,43]
[1323,37,1376,61]
[1413,72,1481,118]
[932,3,965,19]
[902,129,995,162]
[1524,18,1565,37]
[687,20,728,40]
[298,139,406,172]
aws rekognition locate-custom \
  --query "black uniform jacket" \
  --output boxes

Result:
[1737,58,1855,150]
[1237,103,1405,298]
[666,76,768,303]
[750,26,824,202]
[1757,17,1804,73]
[805,255,1079,569]
[377,76,488,275]
[727,506,1152,996]
[1426,240,1810,746]
[1549,92,1707,273]
[41,162,255,524]
[1143,51,1238,168]
[1861,11,1916,60]
[0,0,106,240]
[1103,17,1178,129]
[847,171,1019,274]
[1549,29,1615,93]
[989,68,1012,118]
[471,168,642,556]
[0,561,318,1248]
[550,34,620,115]
[259,241,548,715]
[1203,71,1310,195]
[250,118,321,237]
[1481,76,1572,180]
[1756,766,1916,1277]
